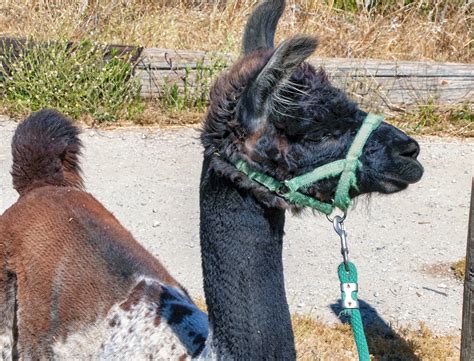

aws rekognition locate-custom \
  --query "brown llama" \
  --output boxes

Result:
[0,110,208,360]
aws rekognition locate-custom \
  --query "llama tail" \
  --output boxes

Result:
[11,109,84,196]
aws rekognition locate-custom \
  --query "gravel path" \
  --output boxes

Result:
[1,116,472,335]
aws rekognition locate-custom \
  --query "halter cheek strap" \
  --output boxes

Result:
[234,113,384,214]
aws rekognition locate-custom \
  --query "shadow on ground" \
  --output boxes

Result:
[331,300,421,360]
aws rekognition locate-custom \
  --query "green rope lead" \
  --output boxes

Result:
[338,262,370,361]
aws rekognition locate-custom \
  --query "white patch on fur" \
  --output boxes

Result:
[52,279,193,360]
[100,301,189,360]
[0,333,13,361]
[51,320,108,360]
[0,276,16,361]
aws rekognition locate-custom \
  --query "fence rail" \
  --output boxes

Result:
[136,48,474,110]
[1,37,473,110]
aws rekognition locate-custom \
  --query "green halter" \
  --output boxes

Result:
[234,113,384,215]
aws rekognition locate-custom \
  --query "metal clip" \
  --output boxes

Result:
[332,216,350,272]
[341,282,359,309]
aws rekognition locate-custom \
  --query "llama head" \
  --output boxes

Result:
[202,0,423,210]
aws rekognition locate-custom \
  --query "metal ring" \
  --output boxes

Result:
[326,210,347,223]
[275,184,290,197]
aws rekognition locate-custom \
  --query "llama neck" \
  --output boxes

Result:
[199,157,295,360]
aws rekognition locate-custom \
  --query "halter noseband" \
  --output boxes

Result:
[233,113,384,214]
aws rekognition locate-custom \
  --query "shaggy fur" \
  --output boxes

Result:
[199,0,423,359]
[201,47,423,210]
[11,109,83,196]
[0,110,208,359]
[242,0,285,54]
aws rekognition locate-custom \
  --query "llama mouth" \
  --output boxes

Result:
[378,158,424,194]
[397,158,424,183]
[378,171,421,194]
[379,178,410,194]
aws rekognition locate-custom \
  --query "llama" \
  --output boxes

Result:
[0,0,423,360]
[199,0,423,358]
[0,109,209,360]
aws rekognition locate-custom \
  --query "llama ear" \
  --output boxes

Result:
[242,0,286,55]
[238,36,318,130]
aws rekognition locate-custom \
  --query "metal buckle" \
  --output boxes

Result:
[276,184,290,197]
[341,282,359,309]
[330,215,350,272]
[326,210,347,223]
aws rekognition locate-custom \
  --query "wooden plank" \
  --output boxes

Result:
[461,179,474,361]
[1,37,472,107]
[138,48,231,70]
[315,57,474,78]
[136,48,474,106]
[138,68,473,105]
[137,48,474,77]
[331,76,473,105]
[0,36,143,70]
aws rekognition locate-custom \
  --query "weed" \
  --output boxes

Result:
[0,1,471,130]
[451,258,466,281]
[415,100,439,129]
[0,39,142,123]
[0,1,471,63]
[158,56,227,113]
[391,102,474,137]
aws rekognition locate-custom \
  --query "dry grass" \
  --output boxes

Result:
[0,1,472,133]
[193,298,459,360]
[0,0,472,63]
[109,101,474,138]
[133,102,202,126]
[424,258,467,281]
[293,315,458,360]
[389,104,474,138]
[451,258,466,281]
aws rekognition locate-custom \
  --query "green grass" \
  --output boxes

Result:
[0,39,229,124]
[328,0,468,13]
[391,102,474,137]
[159,57,227,113]
[0,39,143,123]
[0,38,471,135]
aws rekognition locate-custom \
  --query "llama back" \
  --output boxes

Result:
[11,109,83,195]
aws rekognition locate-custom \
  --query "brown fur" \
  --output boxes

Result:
[0,110,207,359]
[11,109,84,196]
[0,187,183,357]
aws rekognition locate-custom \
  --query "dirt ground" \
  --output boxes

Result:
[1,116,472,336]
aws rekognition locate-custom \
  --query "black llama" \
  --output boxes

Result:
[200,0,423,359]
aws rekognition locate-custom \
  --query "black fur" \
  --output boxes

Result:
[200,0,424,359]
[11,109,83,196]
[240,36,319,125]
[242,0,285,55]
[202,48,424,210]
[158,285,208,358]
[200,157,294,359]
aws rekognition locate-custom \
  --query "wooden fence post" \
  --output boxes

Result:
[461,178,474,360]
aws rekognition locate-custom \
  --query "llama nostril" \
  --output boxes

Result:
[397,141,420,159]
